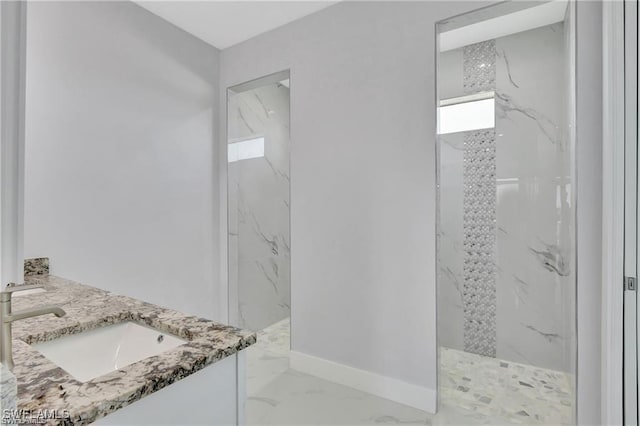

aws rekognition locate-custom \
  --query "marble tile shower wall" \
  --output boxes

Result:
[438,23,574,372]
[228,83,290,332]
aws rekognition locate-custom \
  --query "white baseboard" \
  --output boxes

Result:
[289,351,437,413]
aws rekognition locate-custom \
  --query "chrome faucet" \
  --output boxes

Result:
[0,284,66,370]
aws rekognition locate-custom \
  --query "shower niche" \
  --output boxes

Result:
[436,1,576,423]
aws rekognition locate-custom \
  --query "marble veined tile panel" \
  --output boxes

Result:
[228,82,291,331]
[494,22,573,372]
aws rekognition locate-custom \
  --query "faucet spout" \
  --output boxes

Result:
[5,306,66,323]
[0,286,66,371]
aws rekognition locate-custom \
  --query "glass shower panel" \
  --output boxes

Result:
[436,2,576,424]
[227,74,291,333]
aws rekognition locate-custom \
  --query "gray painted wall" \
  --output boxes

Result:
[219,1,603,418]
[24,1,222,319]
[219,0,492,392]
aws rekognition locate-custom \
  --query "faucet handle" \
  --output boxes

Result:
[2,284,44,294]
[0,284,44,303]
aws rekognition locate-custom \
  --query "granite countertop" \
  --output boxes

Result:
[9,274,256,425]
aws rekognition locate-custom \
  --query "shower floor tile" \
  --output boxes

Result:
[439,347,573,425]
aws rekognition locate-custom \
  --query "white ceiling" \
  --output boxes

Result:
[135,1,339,49]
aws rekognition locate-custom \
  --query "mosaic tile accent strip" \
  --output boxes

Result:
[462,129,497,357]
[461,40,497,357]
[463,40,496,94]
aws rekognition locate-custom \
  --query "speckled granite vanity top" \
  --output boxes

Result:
[10,275,256,425]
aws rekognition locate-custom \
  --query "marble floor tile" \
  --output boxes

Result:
[245,318,572,425]
[248,369,434,426]
[247,317,291,394]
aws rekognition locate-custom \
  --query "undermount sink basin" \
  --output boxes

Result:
[13,287,46,297]
[32,321,187,382]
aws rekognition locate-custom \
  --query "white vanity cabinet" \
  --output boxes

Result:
[95,351,246,426]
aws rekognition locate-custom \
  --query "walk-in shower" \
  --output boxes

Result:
[436,1,576,423]
[227,71,291,333]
